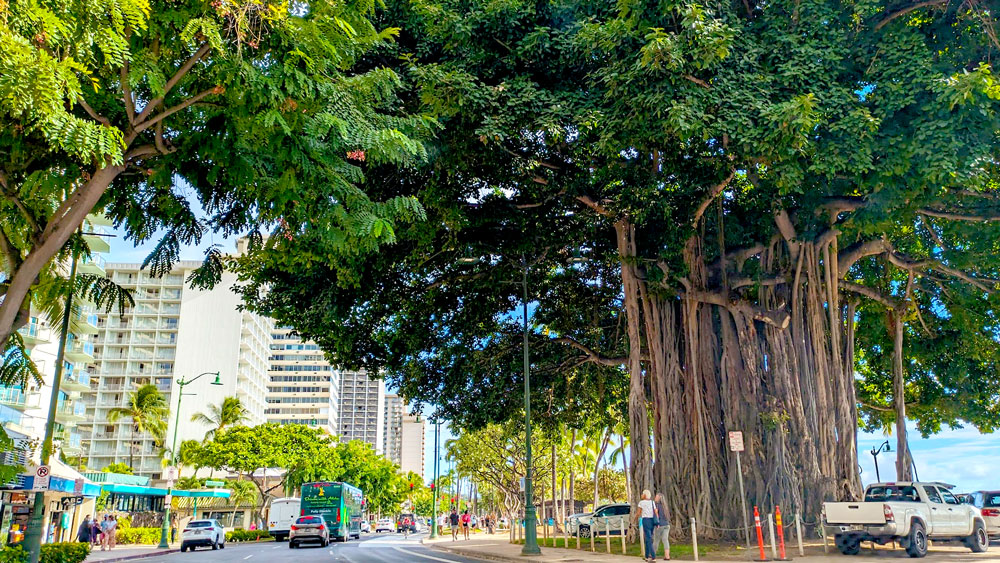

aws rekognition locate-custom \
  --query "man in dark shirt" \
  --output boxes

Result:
[449,509,460,541]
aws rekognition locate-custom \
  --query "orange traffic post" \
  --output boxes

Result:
[754,506,768,561]
[775,506,788,560]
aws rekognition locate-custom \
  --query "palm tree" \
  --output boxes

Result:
[108,384,168,471]
[191,396,250,439]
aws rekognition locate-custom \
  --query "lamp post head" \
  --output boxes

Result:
[210,372,223,386]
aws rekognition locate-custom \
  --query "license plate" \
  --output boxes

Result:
[850,525,865,531]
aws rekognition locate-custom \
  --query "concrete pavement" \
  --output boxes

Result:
[85,532,487,562]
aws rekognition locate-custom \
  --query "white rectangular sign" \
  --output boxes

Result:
[728,431,745,452]
[33,465,51,491]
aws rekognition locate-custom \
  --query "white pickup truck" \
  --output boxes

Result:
[823,482,989,558]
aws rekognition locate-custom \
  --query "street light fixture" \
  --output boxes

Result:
[455,252,545,555]
[158,371,222,548]
[870,440,891,482]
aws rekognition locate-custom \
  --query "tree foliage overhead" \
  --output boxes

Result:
[234,0,1000,534]
[0,0,434,352]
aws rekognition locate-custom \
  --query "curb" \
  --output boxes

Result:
[86,548,180,562]
[430,544,526,562]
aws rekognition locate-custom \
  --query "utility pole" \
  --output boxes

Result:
[430,419,440,539]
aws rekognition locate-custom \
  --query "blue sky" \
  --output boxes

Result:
[106,232,997,493]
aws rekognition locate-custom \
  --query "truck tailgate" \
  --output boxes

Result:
[824,502,887,525]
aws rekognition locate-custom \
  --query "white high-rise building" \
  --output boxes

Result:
[382,394,404,465]
[337,371,385,453]
[265,328,339,434]
[1,214,112,460]
[81,261,273,477]
[399,413,425,476]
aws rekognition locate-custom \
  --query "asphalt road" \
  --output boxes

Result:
[122,533,486,563]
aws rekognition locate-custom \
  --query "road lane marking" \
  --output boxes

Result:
[391,547,467,562]
[243,555,254,559]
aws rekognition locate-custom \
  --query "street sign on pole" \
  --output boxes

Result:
[33,466,50,491]
[205,480,225,488]
[73,479,84,495]
[729,431,745,452]
[729,431,752,551]
[164,466,178,481]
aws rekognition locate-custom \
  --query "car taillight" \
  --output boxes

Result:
[982,508,1000,517]
[290,525,298,531]
[883,504,895,522]
[318,525,325,530]
[183,529,191,533]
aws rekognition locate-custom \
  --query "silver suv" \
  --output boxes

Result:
[290,515,330,548]
[568,504,630,538]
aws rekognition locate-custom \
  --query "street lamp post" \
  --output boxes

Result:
[870,440,891,482]
[519,255,540,555]
[158,371,222,548]
[23,255,79,563]
[430,419,441,539]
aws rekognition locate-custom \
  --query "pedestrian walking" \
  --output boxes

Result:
[76,515,92,544]
[449,509,460,541]
[653,493,671,561]
[635,490,657,562]
[91,518,101,547]
[461,510,471,540]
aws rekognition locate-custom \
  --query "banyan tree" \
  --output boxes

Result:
[234,0,1000,537]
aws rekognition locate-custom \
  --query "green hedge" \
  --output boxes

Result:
[114,527,163,545]
[0,543,91,563]
[226,529,272,542]
[41,543,90,563]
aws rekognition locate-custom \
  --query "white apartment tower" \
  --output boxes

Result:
[399,413,426,476]
[337,371,385,453]
[0,214,112,459]
[265,328,339,434]
[81,262,273,477]
[382,394,404,465]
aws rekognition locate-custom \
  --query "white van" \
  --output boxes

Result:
[267,497,301,541]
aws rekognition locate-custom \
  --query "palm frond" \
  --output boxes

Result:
[0,333,42,387]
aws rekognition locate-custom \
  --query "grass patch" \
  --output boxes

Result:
[511,536,709,559]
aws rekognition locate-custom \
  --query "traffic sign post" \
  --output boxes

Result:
[729,431,751,552]
[73,478,84,495]
[33,466,50,491]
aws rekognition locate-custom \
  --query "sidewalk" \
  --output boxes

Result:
[84,545,179,562]
[424,534,627,562]
[423,534,999,562]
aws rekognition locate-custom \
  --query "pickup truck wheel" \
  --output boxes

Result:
[967,520,989,553]
[835,534,861,555]
[906,521,928,558]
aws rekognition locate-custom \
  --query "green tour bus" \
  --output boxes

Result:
[300,481,363,541]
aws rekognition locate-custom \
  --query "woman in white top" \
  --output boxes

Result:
[636,490,657,562]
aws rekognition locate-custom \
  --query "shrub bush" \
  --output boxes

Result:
[0,545,27,563]
[0,542,90,563]
[114,527,162,545]
[40,542,90,563]
[225,529,272,542]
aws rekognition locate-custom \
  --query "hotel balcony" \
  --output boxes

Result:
[65,339,95,363]
[54,400,88,424]
[17,318,49,345]
[0,387,40,411]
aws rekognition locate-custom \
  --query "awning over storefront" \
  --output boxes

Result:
[17,476,101,497]
[98,484,231,499]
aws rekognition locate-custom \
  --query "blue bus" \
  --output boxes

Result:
[300,481,363,541]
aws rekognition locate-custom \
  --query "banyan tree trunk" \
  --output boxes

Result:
[892,314,913,481]
[624,230,861,538]
[616,217,654,542]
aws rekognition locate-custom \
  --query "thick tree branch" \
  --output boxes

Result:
[135,88,217,133]
[691,169,736,227]
[121,62,136,124]
[886,251,997,293]
[576,195,614,217]
[76,97,110,126]
[917,208,1000,222]
[0,184,43,238]
[838,237,888,277]
[686,288,791,328]
[874,0,948,31]
[549,336,629,366]
[684,74,710,89]
[840,281,903,309]
[135,43,212,124]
